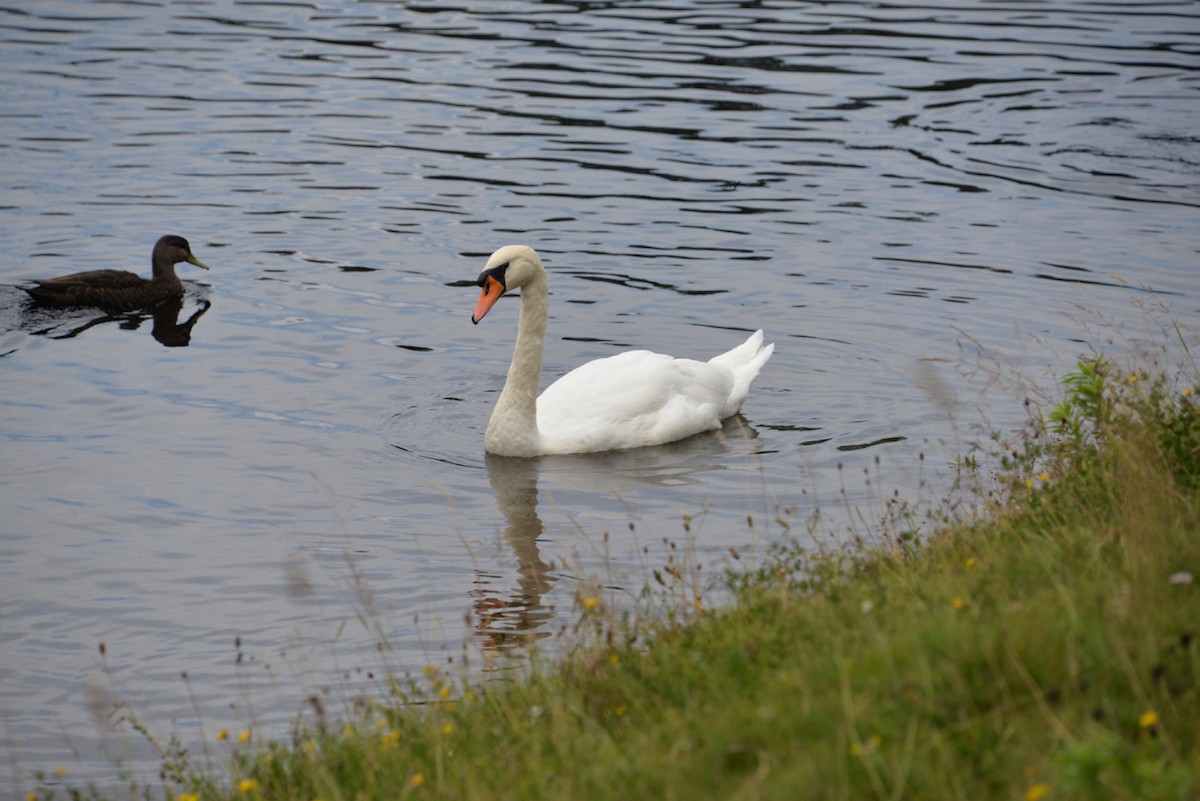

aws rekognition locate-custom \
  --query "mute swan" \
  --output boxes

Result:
[23,235,209,311]
[471,245,774,457]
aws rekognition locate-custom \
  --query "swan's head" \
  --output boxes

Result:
[471,245,544,325]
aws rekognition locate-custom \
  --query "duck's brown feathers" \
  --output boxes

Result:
[26,270,183,311]
[23,235,209,312]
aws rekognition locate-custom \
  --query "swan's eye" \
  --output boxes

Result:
[476,262,509,288]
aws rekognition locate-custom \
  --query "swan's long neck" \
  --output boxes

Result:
[485,272,548,457]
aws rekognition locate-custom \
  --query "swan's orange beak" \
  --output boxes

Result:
[472,275,505,325]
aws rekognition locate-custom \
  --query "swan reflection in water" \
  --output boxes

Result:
[23,297,211,347]
[475,452,556,652]
[473,415,763,655]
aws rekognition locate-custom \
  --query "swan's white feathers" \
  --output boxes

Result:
[537,350,733,453]
[709,329,775,418]
[473,245,773,456]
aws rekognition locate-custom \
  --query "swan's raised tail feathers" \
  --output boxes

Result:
[709,329,764,369]
[710,330,774,419]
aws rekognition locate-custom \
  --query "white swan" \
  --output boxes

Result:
[471,245,774,457]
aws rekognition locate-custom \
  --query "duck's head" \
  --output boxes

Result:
[155,235,209,270]
[472,245,543,324]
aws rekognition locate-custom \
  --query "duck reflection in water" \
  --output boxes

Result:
[473,416,763,655]
[24,296,212,347]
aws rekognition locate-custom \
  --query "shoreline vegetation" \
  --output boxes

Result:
[28,349,1200,801]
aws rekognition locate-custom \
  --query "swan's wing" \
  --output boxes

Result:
[536,350,735,453]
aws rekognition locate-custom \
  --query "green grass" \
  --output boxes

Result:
[32,358,1200,801]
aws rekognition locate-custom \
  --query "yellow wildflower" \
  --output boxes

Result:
[952,596,966,610]
[1184,387,1193,396]
[1038,471,1051,482]
[1025,783,1050,801]
[1139,710,1159,728]
[615,705,627,717]
[178,795,199,801]
[1025,479,1034,489]
[850,734,881,758]
[409,773,425,788]
[55,767,67,777]
[438,684,451,700]
[381,729,401,747]
[609,653,620,666]
[582,596,599,610]
[965,557,976,568]
[27,793,37,801]
[215,729,229,742]
[238,778,260,793]
[442,722,454,735]
[238,729,252,744]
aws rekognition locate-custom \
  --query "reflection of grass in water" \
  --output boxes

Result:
[25,322,1200,801]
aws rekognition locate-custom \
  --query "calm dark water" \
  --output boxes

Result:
[1,0,1197,792]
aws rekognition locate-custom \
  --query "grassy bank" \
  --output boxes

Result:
[36,358,1200,801]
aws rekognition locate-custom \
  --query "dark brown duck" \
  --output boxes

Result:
[24,235,209,312]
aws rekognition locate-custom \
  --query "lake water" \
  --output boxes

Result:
[1,0,1197,793]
